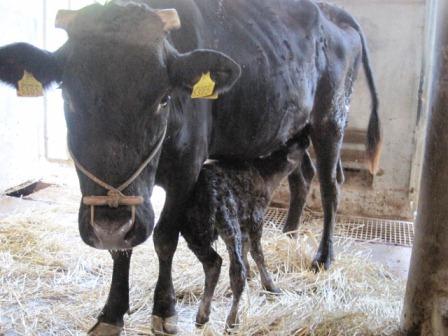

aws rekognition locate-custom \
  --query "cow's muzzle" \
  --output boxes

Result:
[69,124,167,249]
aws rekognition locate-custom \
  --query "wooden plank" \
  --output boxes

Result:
[343,129,367,145]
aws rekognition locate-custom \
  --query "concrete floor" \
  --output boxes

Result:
[0,164,412,281]
[356,243,411,280]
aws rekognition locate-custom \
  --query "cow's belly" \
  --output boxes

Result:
[209,64,316,159]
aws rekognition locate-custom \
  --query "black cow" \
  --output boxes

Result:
[0,0,381,334]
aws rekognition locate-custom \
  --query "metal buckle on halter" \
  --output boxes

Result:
[83,190,144,227]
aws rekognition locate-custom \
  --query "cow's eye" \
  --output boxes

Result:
[156,96,171,114]
[160,95,171,108]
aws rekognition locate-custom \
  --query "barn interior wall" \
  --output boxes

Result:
[0,1,46,193]
[274,0,429,219]
[0,0,95,193]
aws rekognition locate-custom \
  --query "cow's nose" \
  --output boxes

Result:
[91,218,134,250]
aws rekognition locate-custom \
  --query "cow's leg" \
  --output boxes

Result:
[88,250,132,336]
[249,223,280,294]
[152,212,180,335]
[151,127,208,334]
[311,122,344,271]
[152,178,202,335]
[283,151,315,237]
[185,243,222,326]
[336,158,345,185]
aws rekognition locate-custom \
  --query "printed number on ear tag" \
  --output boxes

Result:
[17,71,44,97]
[191,72,218,100]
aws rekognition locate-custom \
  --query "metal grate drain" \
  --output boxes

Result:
[264,207,289,226]
[264,207,414,247]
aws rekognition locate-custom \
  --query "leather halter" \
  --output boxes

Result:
[68,124,168,228]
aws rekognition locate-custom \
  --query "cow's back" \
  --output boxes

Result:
[148,0,357,159]
[195,0,323,158]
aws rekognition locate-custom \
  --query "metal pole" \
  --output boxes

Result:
[401,0,448,334]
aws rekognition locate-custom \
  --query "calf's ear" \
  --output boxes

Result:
[0,43,61,89]
[168,49,241,96]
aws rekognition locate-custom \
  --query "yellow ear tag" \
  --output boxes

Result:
[191,72,218,100]
[17,71,44,97]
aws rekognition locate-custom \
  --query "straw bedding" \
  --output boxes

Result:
[0,188,404,335]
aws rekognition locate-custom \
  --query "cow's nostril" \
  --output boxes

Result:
[118,219,133,236]
[91,218,134,249]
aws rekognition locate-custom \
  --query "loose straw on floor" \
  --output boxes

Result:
[0,203,404,335]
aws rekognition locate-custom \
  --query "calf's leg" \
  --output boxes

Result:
[88,250,132,336]
[241,230,252,279]
[217,220,246,329]
[184,241,222,326]
[249,227,280,294]
[225,243,246,330]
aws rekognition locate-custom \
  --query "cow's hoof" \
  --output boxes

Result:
[286,231,299,239]
[88,321,122,336]
[152,315,178,335]
[311,253,334,272]
[282,226,299,239]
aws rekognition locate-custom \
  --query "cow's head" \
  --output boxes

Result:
[0,3,241,250]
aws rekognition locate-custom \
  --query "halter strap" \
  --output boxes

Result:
[68,124,167,194]
[68,124,167,228]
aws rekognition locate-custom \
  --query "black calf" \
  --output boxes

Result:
[181,134,310,329]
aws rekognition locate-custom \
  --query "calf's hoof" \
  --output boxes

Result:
[88,322,122,336]
[152,314,178,335]
[265,285,281,295]
[225,313,239,331]
[195,307,210,327]
[195,314,209,328]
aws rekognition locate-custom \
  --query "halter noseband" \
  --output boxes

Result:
[68,124,168,229]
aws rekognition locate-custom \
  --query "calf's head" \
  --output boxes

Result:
[255,130,311,195]
[0,3,240,249]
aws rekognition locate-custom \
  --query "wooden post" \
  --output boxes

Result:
[401,0,448,334]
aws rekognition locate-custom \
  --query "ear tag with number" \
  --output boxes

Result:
[17,71,44,97]
[191,72,218,100]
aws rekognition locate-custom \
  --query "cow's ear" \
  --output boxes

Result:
[0,43,61,89]
[168,49,241,96]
